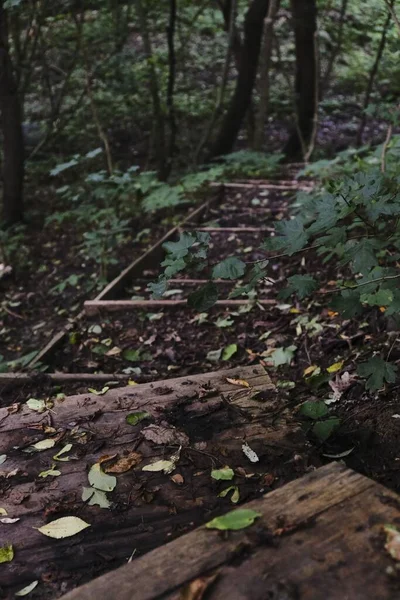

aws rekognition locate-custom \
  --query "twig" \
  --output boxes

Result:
[319,273,400,295]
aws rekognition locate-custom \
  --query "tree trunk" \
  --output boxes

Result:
[252,0,280,150]
[0,3,24,225]
[209,0,270,159]
[283,0,318,159]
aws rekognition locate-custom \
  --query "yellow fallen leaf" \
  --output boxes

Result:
[327,310,338,318]
[226,378,250,388]
[128,379,138,385]
[36,516,90,539]
[380,306,386,313]
[31,438,56,451]
[0,508,7,516]
[303,365,318,377]
[327,361,344,374]
[289,307,301,314]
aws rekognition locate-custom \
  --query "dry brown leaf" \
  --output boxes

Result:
[141,424,189,446]
[180,574,218,600]
[8,403,20,414]
[171,473,184,485]
[226,378,250,388]
[98,454,117,465]
[105,452,143,474]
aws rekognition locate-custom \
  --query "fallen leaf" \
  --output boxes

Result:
[218,486,240,503]
[180,574,218,600]
[222,343,237,361]
[0,543,14,563]
[105,346,121,357]
[0,454,6,465]
[104,452,143,473]
[39,464,61,478]
[142,459,176,474]
[82,487,111,509]
[211,467,234,481]
[242,442,259,463]
[36,516,90,539]
[0,517,20,524]
[226,378,250,388]
[30,438,56,451]
[126,412,151,426]
[206,509,261,531]
[0,508,7,515]
[327,361,344,374]
[53,444,73,462]
[15,581,39,596]
[26,398,47,412]
[141,424,189,446]
[384,525,400,561]
[88,386,109,396]
[206,348,222,362]
[303,365,319,377]
[327,371,357,403]
[171,473,184,485]
[88,463,116,492]
[322,448,354,458]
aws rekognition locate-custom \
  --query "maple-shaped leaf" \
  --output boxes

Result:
[357,356,398,391]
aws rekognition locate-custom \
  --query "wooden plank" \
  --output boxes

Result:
[84,299,276,316]
[58,462,400,600]
[2,365,314,598]
[211,182,313,191]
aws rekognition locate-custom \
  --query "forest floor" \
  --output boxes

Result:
[2,167,400,494]
[2,150,400,597]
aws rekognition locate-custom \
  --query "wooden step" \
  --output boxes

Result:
[59,462,400,600]
[1,365,313,598]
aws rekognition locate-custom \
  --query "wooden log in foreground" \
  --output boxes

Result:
[59,462,400,600]
[3,365,311,598]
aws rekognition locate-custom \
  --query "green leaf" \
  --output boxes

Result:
[88,386,109,396]
[215,317,234,328]
[39,464,61,478]
[346,239,378,274]
[188,282,218,311]
[218,485,240,503]
[222,343,237,361]
[88,464,117,492]
[269,345,297,367]
[284,275,318,300]
[212,257,246,280]
[163,232,195,259]
[211,467,234,481]
[229,261,269,298]
[122,349,141,362]
[206,348,222,362]
[126,412,151,426]
[143,185,183,212]
[82,487,111,509]
[274,218,308,255]
[36,516,90,539]
[53,444,73,462]
[15,581,39,596]
[360,288,394,307]
[357,356,398,391]
[206,508,261,531]
[0,543,14,563]
[299,401,329,420]
[26,398,47,412]
[330,290,363,318]
[148,279,167,299]
[312,417,341,442]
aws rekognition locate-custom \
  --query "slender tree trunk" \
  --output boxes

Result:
[136,0,167,179]
[283,0,318,159]
[321,0,348,94]
[356,5,392,147]
[209,0,270,159]
[165,0,177,177]
[0,2,24,225]
[252,0,280,150]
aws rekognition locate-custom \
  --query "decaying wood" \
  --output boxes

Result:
[59,462,400,600]
[0,372,137,385]
[84,299,276,316]
[2,365,312,598]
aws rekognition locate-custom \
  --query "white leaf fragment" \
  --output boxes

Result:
[15,580,39,596]
[0,517,20,524]
[88,463,116,492]
[242,442,259,463]
[15,581,39,596]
